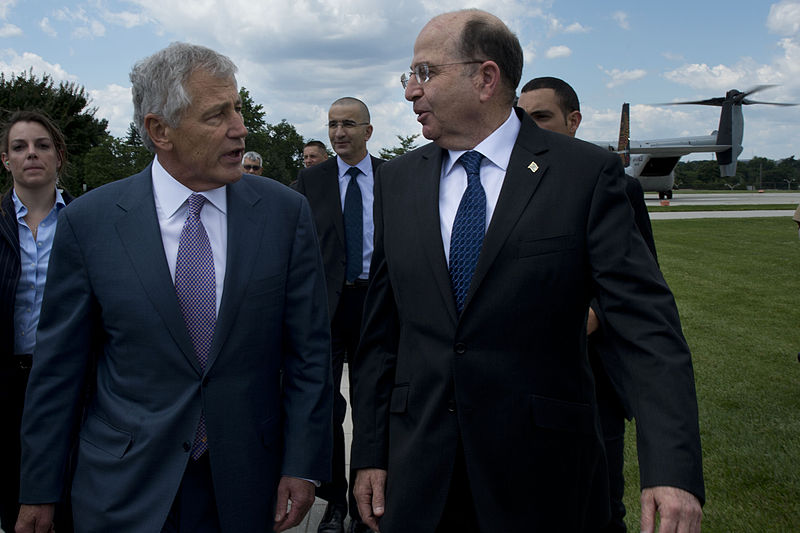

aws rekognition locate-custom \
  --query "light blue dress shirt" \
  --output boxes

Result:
[13,188,67,354]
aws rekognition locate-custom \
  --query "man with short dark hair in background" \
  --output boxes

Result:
[351,9,703,533]
[242,150,263,175]
[295,98,382,533]
[303,140,329,168]
[520,75,659,532]
[16,42,332,533]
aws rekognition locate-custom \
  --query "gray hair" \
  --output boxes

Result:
[130,42,238,152]
[242,151,263,165]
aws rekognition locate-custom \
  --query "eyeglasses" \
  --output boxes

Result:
[400,61,484,89]
[327,120,369,130]
[243,164,261,171]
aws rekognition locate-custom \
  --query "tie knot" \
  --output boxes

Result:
[187,193,207,217]
[459,151,484,177]
[346,167,361,179]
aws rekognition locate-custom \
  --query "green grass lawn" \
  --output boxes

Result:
[621,216,800,531]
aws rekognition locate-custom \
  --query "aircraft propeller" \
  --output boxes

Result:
[657,85,797,107]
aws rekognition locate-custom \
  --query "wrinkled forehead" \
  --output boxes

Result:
[413,14,463,64]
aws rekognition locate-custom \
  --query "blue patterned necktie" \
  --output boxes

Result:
[174,193,216,459]
[449,150,486,314]
[344,167,363,283]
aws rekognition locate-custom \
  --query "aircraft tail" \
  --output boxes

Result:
[617,103,630,167]
[715,100,743,177]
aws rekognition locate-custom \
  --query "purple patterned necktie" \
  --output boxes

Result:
[174,193,216,459]
[449,150,486,314]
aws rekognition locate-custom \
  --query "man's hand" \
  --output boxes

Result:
[353,468,387,532]
[587,306,600,335]
[15,503,55,533]
[641,486,702,533]
[273,477,315,532]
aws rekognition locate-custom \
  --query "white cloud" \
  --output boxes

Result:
[767,1,800,35]
[545,45,571,59]
[99,7,149,29]
[0,49,77,81]
[601,67,646,88]
[0,22,20,37]
[543,15,588,36]
[663,63,746,89]
[39,17,56,37]
[90,84,133,137]
[0,0,16,20]
[54,6,106,39]
[612,11,629,30]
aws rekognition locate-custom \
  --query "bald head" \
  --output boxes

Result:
[423,10,522,106]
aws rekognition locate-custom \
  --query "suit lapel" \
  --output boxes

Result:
[205,177,265,371]
[0,194,19,258]
[464,113,551,312]
[114,168,199,372]
[414,144,460,323]
[326,158,346,248]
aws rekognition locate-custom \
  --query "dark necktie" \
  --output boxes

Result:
[449,150,486,314]
[344,167,363,283]
[174,193,216,459]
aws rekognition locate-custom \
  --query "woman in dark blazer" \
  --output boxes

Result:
[0,110,72,531]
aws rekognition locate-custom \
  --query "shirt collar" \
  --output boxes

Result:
[336,153,372,181]
[12,187,67,220]
[151,155,227,218]
[443,109,521,175]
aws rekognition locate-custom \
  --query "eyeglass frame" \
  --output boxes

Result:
[242,164,261,171]
[327,120,370,130]
[400,61,484,89]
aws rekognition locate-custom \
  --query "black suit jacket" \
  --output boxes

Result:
[0,190,72,359]
[295,156,385,317]
[351,110,703,532]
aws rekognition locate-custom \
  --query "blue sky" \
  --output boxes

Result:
[1,0,799,162]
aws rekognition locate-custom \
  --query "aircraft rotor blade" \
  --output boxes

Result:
[741,84,778,98]
[657,98,725,106]
[741,99,798,106]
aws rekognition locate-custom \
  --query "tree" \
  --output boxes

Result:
[0,70,109,196]
[239,87,266,134]
[82,134,152,191]
[379,134,420,160]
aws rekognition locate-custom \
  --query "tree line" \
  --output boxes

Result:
[674,157,800,190]
[3,73,796,195]
[0,73,421,196]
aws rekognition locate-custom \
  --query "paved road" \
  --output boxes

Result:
[644,191,800,206]
[643,192,798,220]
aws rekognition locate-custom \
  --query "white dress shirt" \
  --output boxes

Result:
[151,155,227,314]
[439,109,521,263]
[336,154,375,280]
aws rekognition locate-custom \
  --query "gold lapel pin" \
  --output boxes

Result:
[527,161,539,173]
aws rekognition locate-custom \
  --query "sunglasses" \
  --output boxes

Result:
[243,165,261,171]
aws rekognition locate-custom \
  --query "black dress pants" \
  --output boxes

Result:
[161,453,221,533]
[316,282,367,522]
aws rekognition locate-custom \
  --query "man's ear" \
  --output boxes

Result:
[567,110,582,136]
[364,124,373,142]
[477,60,501,103]
[144,114,173,151]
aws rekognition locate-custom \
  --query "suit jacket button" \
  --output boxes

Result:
[183,441,191,452]
[447,400,456,413]
[454,343,467,354]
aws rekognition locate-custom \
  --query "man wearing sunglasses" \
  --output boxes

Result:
[241,151,263,176]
